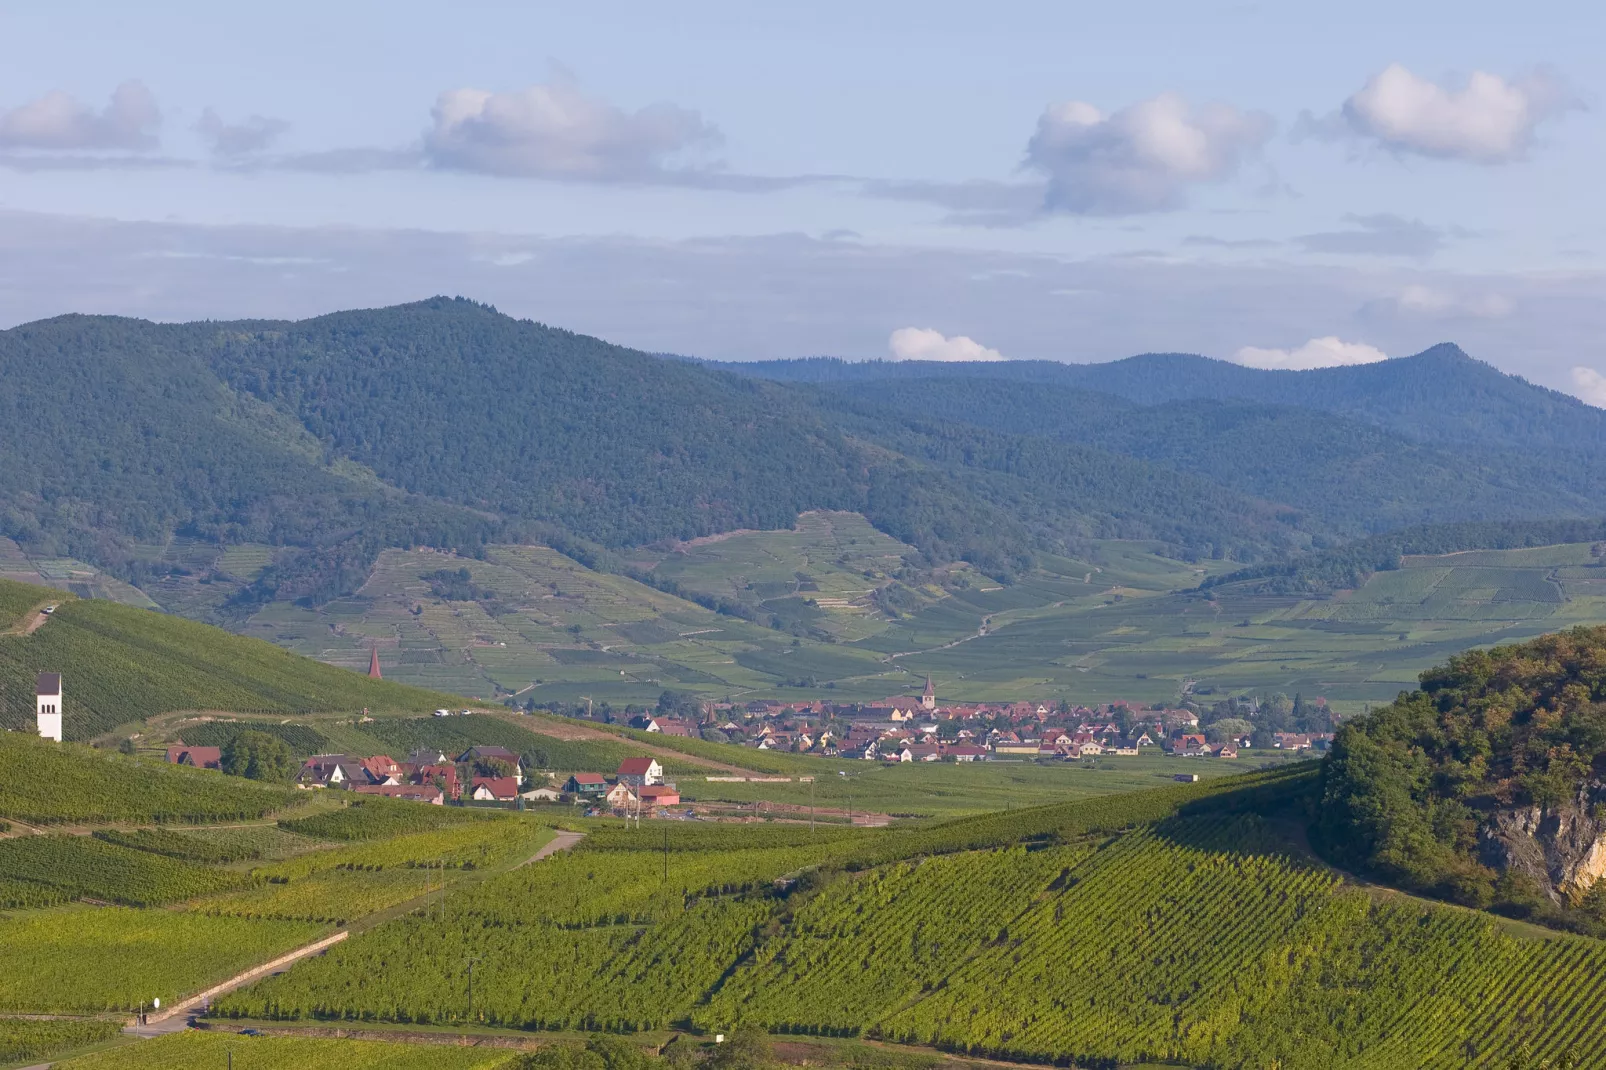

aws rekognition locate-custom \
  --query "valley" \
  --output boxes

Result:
[7,520,1603,717]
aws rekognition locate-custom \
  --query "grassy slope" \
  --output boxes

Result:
[0,577,461,739]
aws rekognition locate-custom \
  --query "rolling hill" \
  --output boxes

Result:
[8,299,1606,710]
[0,576,457,739]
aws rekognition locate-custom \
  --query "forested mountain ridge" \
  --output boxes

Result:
[0,299,1301,605]
[720,343,1606,452]
[812,377,1606,536]
[6,297,1606,617]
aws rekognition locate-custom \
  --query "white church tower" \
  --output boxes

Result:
[36,672,62,742]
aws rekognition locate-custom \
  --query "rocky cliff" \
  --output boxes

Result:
[1479,784,1606,904]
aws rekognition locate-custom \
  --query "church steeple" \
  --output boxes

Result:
[921,675,936,711]
[368,643,382,680]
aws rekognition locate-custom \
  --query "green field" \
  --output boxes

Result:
[54,1030,519,1069]
[0,904,324,1013]
[199,529,1606,715]
[13,517,1603,717]
[210,769,1606,1068]
[0,1017,124,1065]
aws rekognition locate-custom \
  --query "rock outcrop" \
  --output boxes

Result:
[1479,783,1606,904]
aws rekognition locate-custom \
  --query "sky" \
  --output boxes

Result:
[2,1,1605,401]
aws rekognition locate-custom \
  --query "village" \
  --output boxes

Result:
[609,676,1335,763]
[152,675,1333,819]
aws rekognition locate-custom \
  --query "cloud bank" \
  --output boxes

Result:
[1341,64,1575,163]
[1296,213,1452,258]
[1025,93,1272,214]
[888,327,1005,362]
[0,81,160,151]
[1233,336,1389,371]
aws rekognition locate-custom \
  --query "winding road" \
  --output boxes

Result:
[77,828,590,1061]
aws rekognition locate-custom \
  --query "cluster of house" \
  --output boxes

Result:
[560,757,682,811]
[164,742,687,809]
[629,678,1334,762]
[167,742,555,805]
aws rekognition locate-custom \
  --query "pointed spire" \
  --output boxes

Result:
[368,643,382,680]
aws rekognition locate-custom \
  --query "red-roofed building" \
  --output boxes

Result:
[361,755,402,784]
[639,784,681,805]
[470,776,521,802]
[564,772,608,796]
[166,745,223,770]
[410,762,460,796]
[617,757,664,786]
[354,783,443,804]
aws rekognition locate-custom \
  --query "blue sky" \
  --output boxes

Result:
[2,1,1604,400]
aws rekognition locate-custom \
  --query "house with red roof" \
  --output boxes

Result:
[470,776,521,802]
[617,757,664,786]
[166,745,223,770]
[564,772,608,796]
[639,784,681,806]
[354,783,444,804]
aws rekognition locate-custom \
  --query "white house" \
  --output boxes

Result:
[36,672,62,742]
[617,757,663,787]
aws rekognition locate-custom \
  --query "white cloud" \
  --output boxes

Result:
[888,327,1005,362]
[1571,367,1606,408]
[423,74,719,180]
[1342,64,1575,163]
[1024,92,1272,214]
[1392,284,1512,319]
[196,108,289,156]
[1233,336,1389,371]
[0,81,160,151]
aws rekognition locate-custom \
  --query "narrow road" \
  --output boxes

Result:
[519,829,584,867]
[2,599,60,637]
[130,931,351,1036]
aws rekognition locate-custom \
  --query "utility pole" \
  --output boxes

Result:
[663,825,669,882]
[466,957,482,1021]
[809,776,815,836]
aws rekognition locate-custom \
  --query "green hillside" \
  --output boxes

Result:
[1,300,1300,612]
[215,766,1606,1068]
[0,577,458,739]
[110,528,1606,713]
[818,376,1606,536]
[0,731,296,824]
